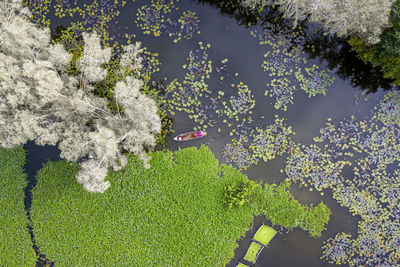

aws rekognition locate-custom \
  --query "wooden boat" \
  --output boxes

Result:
[174,130,205,141]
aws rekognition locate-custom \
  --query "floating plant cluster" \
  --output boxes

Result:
[321,233,354,265]
[135,0,200,43]
[250,116,294,162]
[166,10,200,43]
[284,144,350,191]
[262,49,301,77]
[374,91,400,127]
[221,116,296,170]
[137,48,161,83]
[28,0,126,46]
[164,42,215,131]
[221,82,255,122]
[250,27,335,111]
[295,65,335,97]
[265,78,295,111]
[222,142,257,170]
[283,92,400,266]
[135,0,178,37]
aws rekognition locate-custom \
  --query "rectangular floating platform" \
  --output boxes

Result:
[252,224,277,246]
[244,242,263,264]
[242,225,277,264]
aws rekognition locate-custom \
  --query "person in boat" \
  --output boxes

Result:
[176,130,204,141]
[193,130,204,138]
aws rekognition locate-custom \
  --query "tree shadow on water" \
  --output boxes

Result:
[24,141,61,267]
[303,32,395,93]
[196,0,396,93]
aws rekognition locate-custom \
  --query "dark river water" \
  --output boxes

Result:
[24,0,395,266]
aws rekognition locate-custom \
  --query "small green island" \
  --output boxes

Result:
[27,145,329,266]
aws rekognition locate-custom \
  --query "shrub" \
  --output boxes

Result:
[301,202,332,238]
[223,178,257,208]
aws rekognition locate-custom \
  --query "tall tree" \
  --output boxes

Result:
[0,0,161,192]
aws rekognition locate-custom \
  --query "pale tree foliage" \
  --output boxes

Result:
[0,0,161,193]
[241,0,394,44]
[76,32,111,84]
[119,42,143,71]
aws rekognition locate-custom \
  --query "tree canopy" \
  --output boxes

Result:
[242,0,394,45]
[0,0,161,192]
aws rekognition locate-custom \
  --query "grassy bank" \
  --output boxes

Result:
[31,145,329,266]
[0,147,36,266]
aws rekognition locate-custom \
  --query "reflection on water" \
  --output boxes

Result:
[303,33,395,93]
[23,141,60,266]
[197,0,396,93]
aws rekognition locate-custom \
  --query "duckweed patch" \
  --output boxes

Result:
[31,146,330,266]
[0,147,36,266]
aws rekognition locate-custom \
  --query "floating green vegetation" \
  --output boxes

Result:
[168,10,200,43]
[222,115,295,170]
[135,0,178,37]
[262,49,301,77]
[374,91,400,127]
[31,146,330,266]
[134,47,161,83]
[222,141,257,170]
[321,232,354,265]
[257,181,331,238]
[250,28,335,111]
[50,0,126,47]
[221,82,255,124]
[0,147,36,266]
[295,65,335,97]
[165,41,216,130]
[135,0,200,43]
[250,116,294,162]
[265,77,295,111]
[23,0,52,28]
[282,91,400,266]
[285,143,351,191]
[223,174,257,209]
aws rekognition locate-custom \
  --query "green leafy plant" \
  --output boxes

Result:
[223,178,256,208]
[301,203,332,238]
[348,0,400,86]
